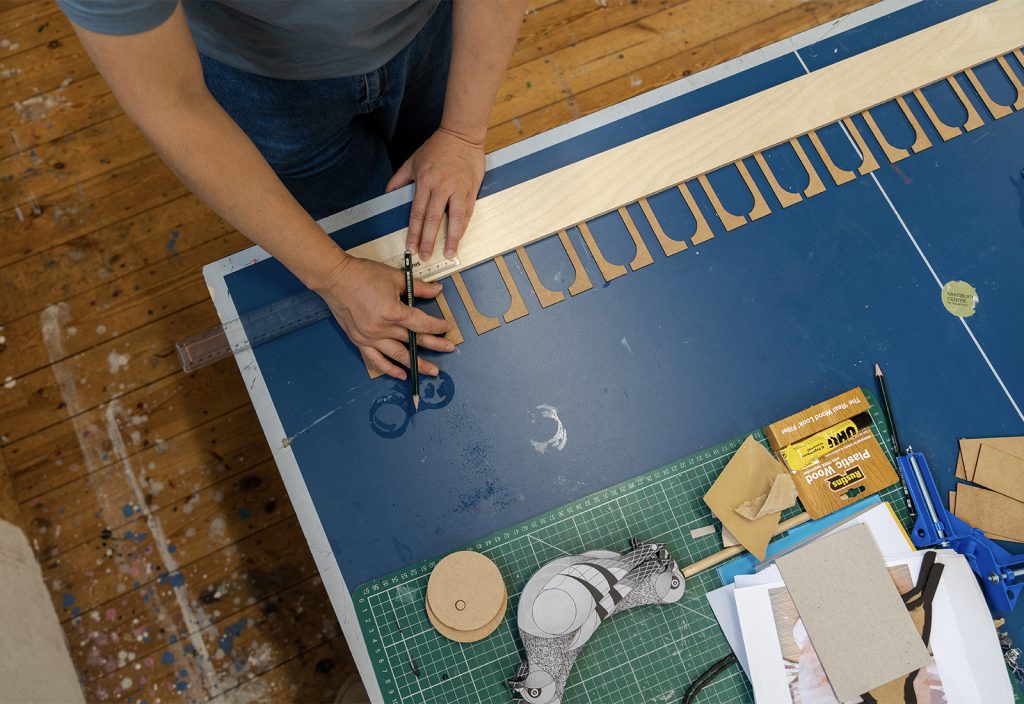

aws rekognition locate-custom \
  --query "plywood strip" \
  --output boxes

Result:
[753,152,802,208]
[697,173,746,230]
[734,160,771,220]
[515,245,565,308]
[493,256,529,323]
[348,1,1024,279]
[860,109,909,163]
[677,182,715,245]
[556,230,594,296]
[617,207,655,270]
[965,67,1013,118]
[997,54,1024,109]
[435,291,465,345]
[895,95,933,152]
[790,138,827,197]
[808,129,856,185]
[841,117,880,175]
[578,222,629,281]
[451,272,501,335]
[638,197,688,255]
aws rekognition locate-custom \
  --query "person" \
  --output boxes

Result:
[58,0,527,379]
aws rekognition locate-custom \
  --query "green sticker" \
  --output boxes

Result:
[941,280,978,318]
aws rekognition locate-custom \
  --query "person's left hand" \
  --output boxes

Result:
[385,126,485,262]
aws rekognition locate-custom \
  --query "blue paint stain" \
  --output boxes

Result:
[125,531,136,541]
[238,508,251,520]
[71,607,80,617]
[122,504,133,517]
[366,372,457,439]
[166,229,181,256]
[132,581,140,589]
[392,536,413,564]
[218,619,248,656]
[135,532,147,542]
[175,681,188,692]
[158,571,186,588]
[169,634,178,644]
[161,652,174,665]
[62,594,75,608]
[167,544,177,553]
[178,669,188,677]
[183,644,194,655]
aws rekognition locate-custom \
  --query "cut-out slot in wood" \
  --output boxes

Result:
[556,230,594,296]
[734,160,772,220]
[965,67,1013,119]
[998,54,1024,109]
[753,152,801,208]
[451,272,500,335]
[638,197,687,256]
[617,207,654,270]
[840,118,880,175]
[861,108,909,163]
[493,256,529,324]
[914,87,963,141]
[515,245,565,308]
[945,75,985,131]
[435,290,465,346]
[677,182,715,245]
[578,222,629,282]
[896,95,932,152]
[808,129,857,186]
[697,174,746,231]
[789,138,827,198]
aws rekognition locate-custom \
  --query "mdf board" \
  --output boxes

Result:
[205,2,1024,701]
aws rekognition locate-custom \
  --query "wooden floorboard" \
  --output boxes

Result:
[0,0,876,700]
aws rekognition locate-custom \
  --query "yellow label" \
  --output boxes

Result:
[780,418,860,471]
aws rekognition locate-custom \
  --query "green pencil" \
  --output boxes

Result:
[404,251,420,410]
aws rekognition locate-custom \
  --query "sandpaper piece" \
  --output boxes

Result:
[734,473,797,520]
[509,539,685,704]
[958,436,1024,481]
[705,436,788,559]
[954,484,1024,543]
[775,524,931,701]
[972,444,1024,503]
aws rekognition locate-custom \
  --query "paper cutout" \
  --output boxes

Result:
[508,539,684,704]
[704,436,788,559]
[973,444,1024,503]
[734,473,797,520]
[775,524,931,701]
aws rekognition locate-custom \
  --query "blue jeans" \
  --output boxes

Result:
[199,1,452,221]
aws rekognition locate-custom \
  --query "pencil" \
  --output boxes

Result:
[404,251,420,410]
[875,362,915,519]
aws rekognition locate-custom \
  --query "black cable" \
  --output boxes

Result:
[682,652,738,704]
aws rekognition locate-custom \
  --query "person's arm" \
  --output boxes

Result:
[69,4,451,380]
[386,0,527,260]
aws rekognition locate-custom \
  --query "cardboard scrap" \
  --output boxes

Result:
[775,524,931,701]
[954,484,1024,543]
[721,527,740,548]
[957,436,1024,482]
[704,435,788,560]
[972,444,1024,503]
[734,473,797,520]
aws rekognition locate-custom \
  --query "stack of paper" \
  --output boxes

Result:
[951,436,1024,542]
[707,502,1013,703]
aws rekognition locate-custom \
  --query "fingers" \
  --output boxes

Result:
[386,160,414,194]
[416,333,455,354]
[378,338,440,377]
[406,181,431,255]
[412,278,443,300]
[444,193,469,259]
[417,189,448,262]
[388,306,452,338]
[362,346,406,381]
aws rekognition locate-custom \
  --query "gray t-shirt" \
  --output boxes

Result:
[57,0,442,79]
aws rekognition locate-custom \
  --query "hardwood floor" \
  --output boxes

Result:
[0,1,875,701]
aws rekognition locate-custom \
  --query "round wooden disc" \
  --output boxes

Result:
[426,590,507,643]
[426,551,506,632]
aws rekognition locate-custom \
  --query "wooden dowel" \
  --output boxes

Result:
[682,512,811,578]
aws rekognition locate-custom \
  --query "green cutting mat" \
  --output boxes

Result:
[354,391,909,703]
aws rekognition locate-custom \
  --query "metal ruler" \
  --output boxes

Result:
[178,254,459,373]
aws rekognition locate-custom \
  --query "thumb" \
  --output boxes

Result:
[385,160,415,193]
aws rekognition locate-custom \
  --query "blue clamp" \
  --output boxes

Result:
[900,451,1024,612]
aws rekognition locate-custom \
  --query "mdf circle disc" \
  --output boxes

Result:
[426,551,506,632]
[426,590,507,643]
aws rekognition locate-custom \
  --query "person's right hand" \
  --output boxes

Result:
[313,254,454,380]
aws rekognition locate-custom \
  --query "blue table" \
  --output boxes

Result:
[205,1,1024,699]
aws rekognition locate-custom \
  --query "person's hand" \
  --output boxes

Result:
[385,126,485,262]
[313,254,454,380]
